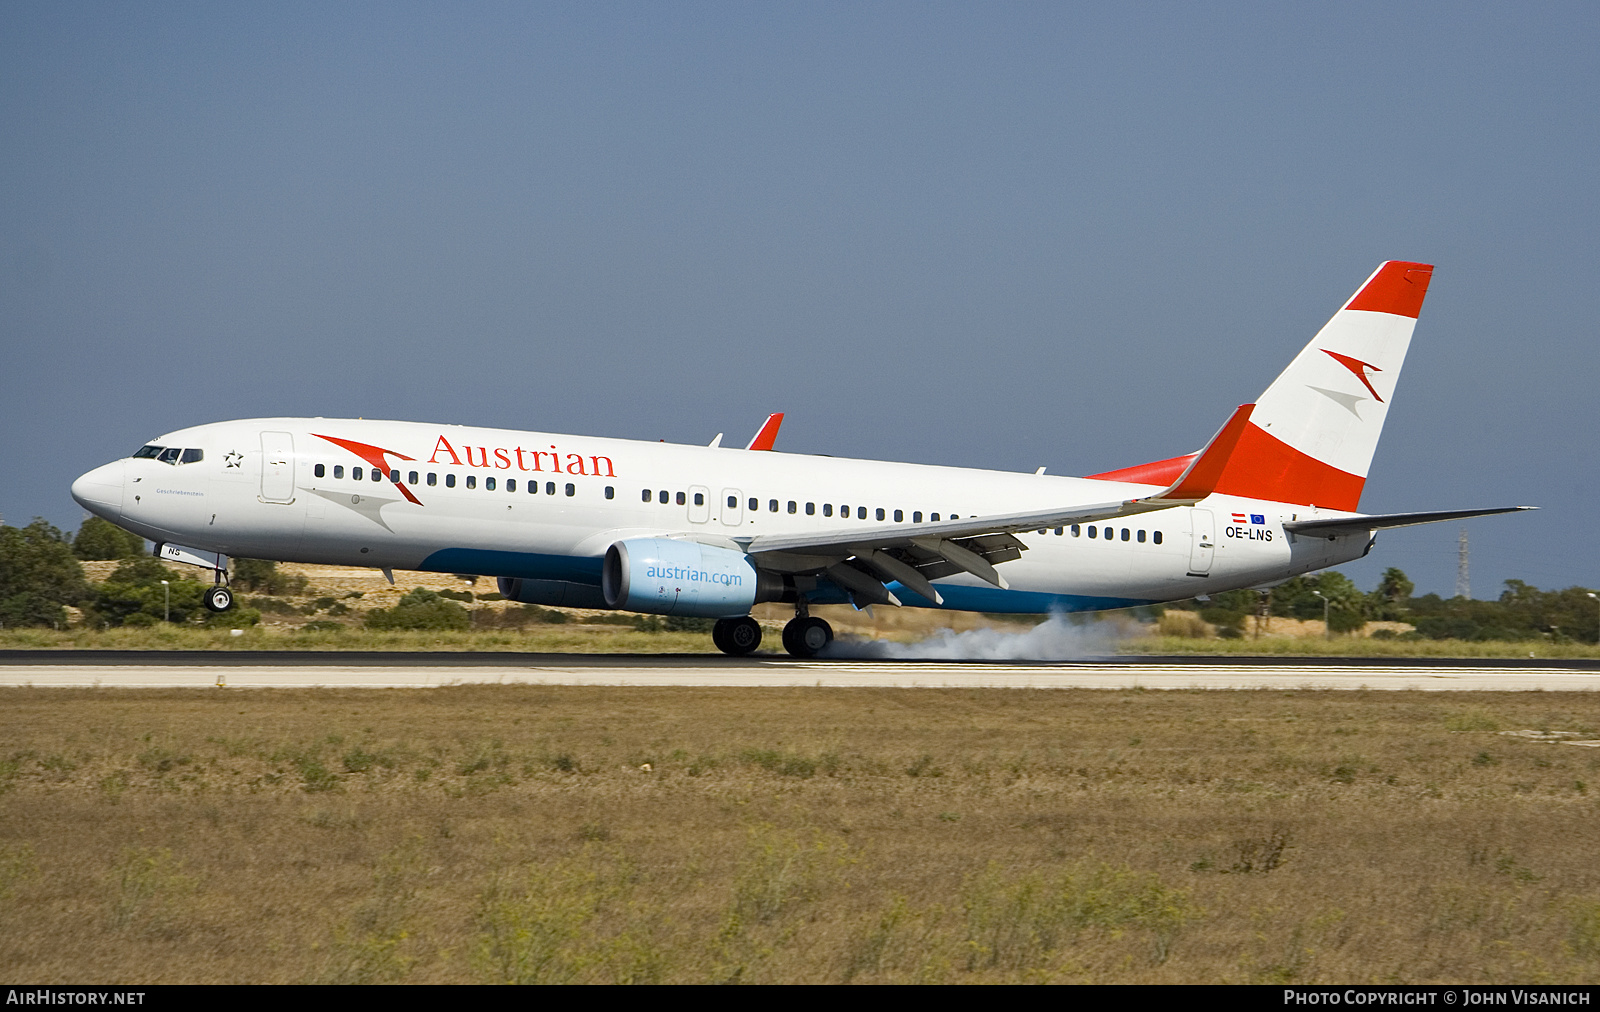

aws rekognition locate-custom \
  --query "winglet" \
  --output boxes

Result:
[746,413,784,451]
[1145,404,1254,502]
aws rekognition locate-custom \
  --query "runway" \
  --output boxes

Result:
[1,652,1597,690]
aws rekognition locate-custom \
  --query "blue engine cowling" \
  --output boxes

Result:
[602,538,780,617]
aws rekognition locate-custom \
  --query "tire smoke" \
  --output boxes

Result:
[818,613,1124,661]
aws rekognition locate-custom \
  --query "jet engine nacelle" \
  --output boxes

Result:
[602,538,780,617]
[496,577,607,610]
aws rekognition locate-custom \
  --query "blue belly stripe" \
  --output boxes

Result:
[418,548,603,584]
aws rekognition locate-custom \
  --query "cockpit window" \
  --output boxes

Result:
[181,448,203,464]
[133,445,164,459]
[157,447,182,465]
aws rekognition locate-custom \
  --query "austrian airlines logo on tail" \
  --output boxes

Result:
[1322,350,1384,402]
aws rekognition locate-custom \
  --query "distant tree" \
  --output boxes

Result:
[1314,571,1368,633]
[0,519,91,628]
[1376,566,1414,605]
[72,516,146,560]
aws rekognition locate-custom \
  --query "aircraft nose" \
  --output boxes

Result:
[71,460,124,516]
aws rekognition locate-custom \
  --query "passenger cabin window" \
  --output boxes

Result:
[894,509,903,522]
[446,474,456,488]
[466,475,476,489]
[1071,524,1080,536]
[605,487,614,499]
[1153,531,1163,544]
[506,479,516,492]
[486,477,496,491]
[133,445,163,459]
[876,508,886,521]
[676,492,686,506]
[857,507,867,520]
[427,473,436,486]
[806,502,815,515]
[353,467,363,481]
[931,513,940,522]
[659,490,669,504]
[913,512,922,523]
[1088,526,1096,538]
[314,464,325,478]
[695,492,705,506]
[1122,528,1130,541]
[749,498,758,511]
[769,500,779,513]
[642,489,652,502]
[389,469,400,483]
[546,482,556,495]
[823,504,833,517]
[1137,530,1146,543]
[334,465,345,479]
[727,495,738,508]
[565,483,575,497]
[787,501,797,514]
[408,471,418,484]
[181,449,203,464]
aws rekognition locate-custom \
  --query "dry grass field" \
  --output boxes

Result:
[2,686,1599,983]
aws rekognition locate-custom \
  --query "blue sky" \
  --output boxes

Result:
[2,2,1595,598]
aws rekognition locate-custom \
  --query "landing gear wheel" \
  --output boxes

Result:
[781,616,833,658]
[203,586,234,613]
[712,616,762,656]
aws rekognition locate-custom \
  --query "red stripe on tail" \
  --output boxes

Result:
[1344,261,1434,319]
[1211,423,1366,510]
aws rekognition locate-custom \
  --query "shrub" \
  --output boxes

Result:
[89,557,206,626]
[365,588,470,631]
[1155,611,1211,638]
[231,559,308,596]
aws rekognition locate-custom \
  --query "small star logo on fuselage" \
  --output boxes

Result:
[224,451,243,469]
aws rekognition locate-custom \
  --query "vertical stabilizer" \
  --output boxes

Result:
[1210,261,1433,510]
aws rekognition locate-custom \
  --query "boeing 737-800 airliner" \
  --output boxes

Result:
[70,261,1529,656]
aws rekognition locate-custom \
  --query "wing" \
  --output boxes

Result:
[739,405,1258,606]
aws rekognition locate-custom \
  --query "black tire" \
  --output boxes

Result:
[782,616,833,658]
[203,586,234,613]
[713,616,761,656]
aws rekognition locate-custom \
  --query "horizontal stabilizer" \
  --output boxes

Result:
[1284,506,1536,537]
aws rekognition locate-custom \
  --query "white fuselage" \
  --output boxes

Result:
[71,417,1370,613]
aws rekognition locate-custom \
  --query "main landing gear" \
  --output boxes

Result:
[711,608,835,658]
[712,616,762,655]
[781,616,833,658]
